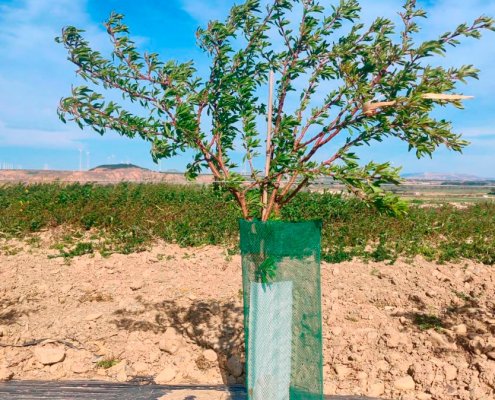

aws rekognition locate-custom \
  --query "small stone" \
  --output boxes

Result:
[148,350,161,363]
[0,367,14,381]
[470,387,487,400]
[331,326,343,336]
[368,382,384,397]
[226,356,243,378]
[85,313,102,322]
[203,349,218,363]
[61,284,73,294]
[376,360,389,372]
[356,371,368,380]
[385,333,401,348]
[487,352,495,361]
[444,364,457,381]
[470,336,486,354]
[366,330,378,341]
[416,393,432,400]
[453,324,468,336]
[34,344,66,365]
[158,328,182,355]
[446,384,457,395]
[71,362,90,374]
[393,376,415,391]
[155,366,177,384]
[429,330,456,350]
[129,281,144,290]
[106,360,125,376]
[334,365,351,379]
[133,361,149,374]
[95,344,114,360]
[0,325,6,337]
[49,362,63,376]
[116,369,128,382]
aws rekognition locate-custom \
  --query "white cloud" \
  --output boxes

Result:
[179,0,233,24]
[0,0,110,132]
[459,127,495,138]
[0,0,101,63]
[0,120,86,149]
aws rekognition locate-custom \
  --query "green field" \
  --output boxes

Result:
[313,182,495,204]
[0,183,494,265]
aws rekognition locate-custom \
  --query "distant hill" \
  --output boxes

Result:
[90,163,149,171]
[403,172,491,181]
[0,165,214,185]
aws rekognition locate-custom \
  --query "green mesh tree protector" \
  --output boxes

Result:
[240,220,323,400]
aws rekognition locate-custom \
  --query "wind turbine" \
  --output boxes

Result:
[78,148,83,171]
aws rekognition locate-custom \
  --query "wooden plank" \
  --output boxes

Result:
[0,381,383,399]
[0,381,244,400]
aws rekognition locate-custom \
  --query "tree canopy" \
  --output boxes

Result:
[57,0,494,220]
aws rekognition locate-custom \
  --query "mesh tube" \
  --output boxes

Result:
[240,220,323,400]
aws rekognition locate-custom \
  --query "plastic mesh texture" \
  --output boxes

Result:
[240,220,323,400]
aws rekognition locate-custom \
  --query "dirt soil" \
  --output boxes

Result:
[0,234,494,400]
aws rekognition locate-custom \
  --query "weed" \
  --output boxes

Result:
[25,236,41,248]
[96,359,119,369]
[453,290,476,303]
[79,291,114,303]
[322,247,353,263]
[51,242,94,259]
[345,314,359,323]
[370,267,381,277]
[227,247,238,256]
[1,245,21,256]
[413,313,444,331]
[369,235,398,264]
[0,183,494,265]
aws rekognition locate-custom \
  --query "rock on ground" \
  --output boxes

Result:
[0,367,14,381]
[155,366,177,384]
[33,344,66,366]
[393,376,416,391]
[158,327,183,355]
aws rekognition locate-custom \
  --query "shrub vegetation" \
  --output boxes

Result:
[0,183,494,264]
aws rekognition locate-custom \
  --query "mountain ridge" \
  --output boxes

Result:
[402,172,494,181]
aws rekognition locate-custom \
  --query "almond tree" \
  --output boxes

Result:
[56,0,494,220]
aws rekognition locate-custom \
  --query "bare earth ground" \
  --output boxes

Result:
[0,234,494,400]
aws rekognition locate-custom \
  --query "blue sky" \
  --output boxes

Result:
[0,0,494,176]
